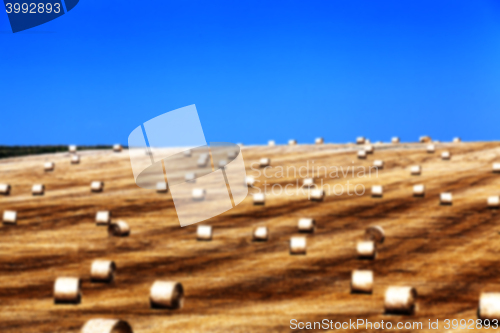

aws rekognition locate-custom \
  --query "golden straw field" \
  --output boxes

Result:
[1,141,500,332]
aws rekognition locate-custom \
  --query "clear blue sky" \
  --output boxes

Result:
[1,0,500,145]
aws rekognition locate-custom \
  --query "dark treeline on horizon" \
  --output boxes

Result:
[0,145,126,159]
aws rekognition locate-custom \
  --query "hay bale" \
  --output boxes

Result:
[268,140,276,146]
[69,145,77,153]
[440,192,452,205]
[150,281,184,309]
[183,149,192,157]
[288,139,297,146]
[54,277,81,304]
[91,260,116,282]
[315,137,324,144]
[373,160,384,169]
[108,221,130,237]
[91,181,104,192]
[453,137,461,143]
[197,225,212,240]
[192,188,205,201]
[441,151,451,160]
[310,189,324,201]
[71,155,80,164]
[371,185,383,197]
[357,240,376,259]
[357,150,367,159]
[364,145,374,154]
[289,236,306,255]
[253,193,265,205]
[302,178,314,188]
[81,319,133,333]
[351,270,373,294]
[197,156,208,167]
[218,160,227,168]
[384,286,417,314]
[259,158,271,167]
[356,137,365,144]
[44,162,55,172]
[487,196,499,208]
[227,150,237,159]
[32,184,45,195]
[419,136,431,143]
[0,184,11,195]
[156,182,168,193]
[413,184,425,197]
[365,226,384,244]
[426,144,435,153]
[245,176,255,187]
[479,292,500,320]
[95,211,111,225]
[113,144,122,152]
[3,210,17,224]
[298,218,315,233]
[185,173,196,183]
[391,137,400,143]
[410,165,421,175]
[252,226,268,241]
[493,163,500,173]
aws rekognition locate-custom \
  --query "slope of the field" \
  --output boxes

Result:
[1,141,500,332]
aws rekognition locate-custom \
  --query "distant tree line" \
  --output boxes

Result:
[0,145,125,159]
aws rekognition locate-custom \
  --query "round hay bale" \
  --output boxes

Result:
[183,149,192,157]
[54,277,81,304]
[410,165,421,175]
[156,182,168,193]
[197,225,212,241]
[357,150,366,159]
[95,211,111,225]
[91,260,116,282]
[365,226,385,244]
[440,192,452,205]
[357,240,376,259]
[185,173,196,183]
[384,286,417,314]
[91,181,104,192]
[192,188,206,201]
[426,144,435,153]
[290,236,306,255]
[0,183,11,195]
[259,158,271,167]
[302,178,314,188]
[44,162,55,172]
[3,210,17,224]
[298,218,315,233]
[288,139,297,146]
[356,137,366,145]
[253,193,265,205]
[391,137,400,143]
[69,145,77,153]
[493,163,500,173]
[373,160,384,169]
[419,136,431,143]
[227,150,237,160]
[364,145,374,154]
[453,137,461,143]
[268,140,276,146]
[487,196,500,208]
[32,184,45,195]
[310,189,324,201]
[81,318,133,333]
[413,184,425,197]
[108,221,130,237]
[371,185,383,197]
[351,270,373,294]
[71,155,80,164]
[252,226,268,241]
[113,144,122,152]
[479,292,500,320]
[150,281,184,309]
[245,176,255,187]
[197,156,208,167]
[315,137,324,145]
[218,160,227,168]
[441,151,451,160]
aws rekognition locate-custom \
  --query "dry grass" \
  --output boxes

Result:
[1,142,500,332]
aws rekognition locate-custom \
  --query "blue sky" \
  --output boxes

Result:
[1,0,500,145]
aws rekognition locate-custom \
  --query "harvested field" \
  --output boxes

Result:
[1,141,500,332]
